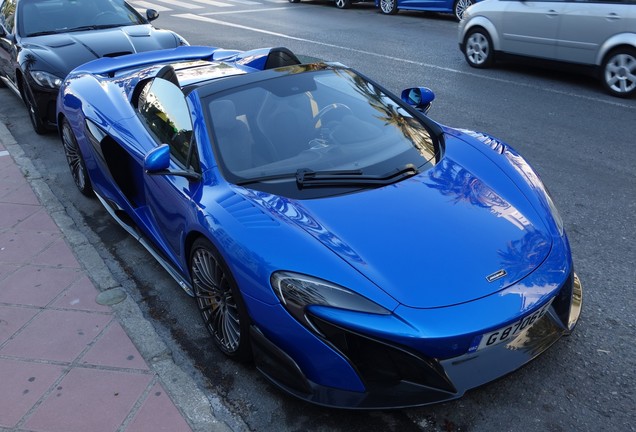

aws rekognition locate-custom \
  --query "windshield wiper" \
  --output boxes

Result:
[26,30,62,37]
[235,165,418,189]
[66,24,127,32]
[296,164,418,189]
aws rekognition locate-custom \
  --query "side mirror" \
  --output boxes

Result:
[401,87,435,114]
[144,144,171,173]
[144,144,202,181]
[146,9,159,22]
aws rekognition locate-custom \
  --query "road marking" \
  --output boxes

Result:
[174,13,635,109]
[225,0,262,5]
[155,0,204,9]
[190,0,235,7]
[132,0,172,11]
[0,150,9,157]
[201,6,289,14]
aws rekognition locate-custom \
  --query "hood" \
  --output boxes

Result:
[21,25,178,76]
[256,135,553,309]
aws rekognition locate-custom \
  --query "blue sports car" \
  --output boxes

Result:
[57,46,582,409]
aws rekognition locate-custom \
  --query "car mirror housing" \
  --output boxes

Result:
[145,144,171,173]
[146,9,159,22]
[144,144,202,181]
[401,87,435,114]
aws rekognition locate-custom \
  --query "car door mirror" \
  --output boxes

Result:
[145,144,202,181]
[145,144,171,173]
[146,9,159,22]
[401,87,435,114]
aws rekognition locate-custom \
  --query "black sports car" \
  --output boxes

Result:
[0,0,188,133]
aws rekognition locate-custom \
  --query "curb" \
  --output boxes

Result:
[0,121,239,432]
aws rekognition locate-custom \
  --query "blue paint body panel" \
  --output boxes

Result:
[57,47,581,408]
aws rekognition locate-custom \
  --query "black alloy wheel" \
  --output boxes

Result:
[190,238,251,362]
[61,119,93,197]
[23,82,47,135]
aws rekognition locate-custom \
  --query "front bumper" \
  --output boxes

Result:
[252,272,582,409]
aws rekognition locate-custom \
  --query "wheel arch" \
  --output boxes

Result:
[596,35,636,66]
[462,17,500,51]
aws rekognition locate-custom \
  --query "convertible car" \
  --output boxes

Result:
[57,46,582,409]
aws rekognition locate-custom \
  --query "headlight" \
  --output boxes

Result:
[271,271,390,330]
[29,70,63,89]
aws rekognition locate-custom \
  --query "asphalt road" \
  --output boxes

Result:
[1,3,635,431]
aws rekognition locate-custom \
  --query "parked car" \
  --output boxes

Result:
[287,0,370,10]
[0,0,188,134]
[58,45,582,408]
[377,0,477,20]
[458,0,636,98]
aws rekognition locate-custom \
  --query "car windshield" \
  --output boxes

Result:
[204,67,438,194]
[18,0,144,37]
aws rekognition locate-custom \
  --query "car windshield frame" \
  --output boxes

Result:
[200,65,442,198]
[17,0,146,38]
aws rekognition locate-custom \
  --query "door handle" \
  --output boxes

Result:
[606,12,620,20]
[547,9,558,17]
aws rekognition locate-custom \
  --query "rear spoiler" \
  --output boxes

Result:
[71,45,301,76]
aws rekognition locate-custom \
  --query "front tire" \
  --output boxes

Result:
[190,238,251,362]
[463,27,494,69]
[61,119,93,197]
[453,0,472,20]
[601,47,636,98]
[23,82,47,135]
[379,0,397,14]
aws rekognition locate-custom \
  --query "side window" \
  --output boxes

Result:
[138,77,196,169]
[0,0,16,34]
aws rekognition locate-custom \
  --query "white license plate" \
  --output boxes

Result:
[475,300,553,351]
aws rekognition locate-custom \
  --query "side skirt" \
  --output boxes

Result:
[95,191,194,297]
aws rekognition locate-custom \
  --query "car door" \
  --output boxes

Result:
[0,0,17,87]
[137,75,203,269]
[556,0,631,65]
[500,0,568,60]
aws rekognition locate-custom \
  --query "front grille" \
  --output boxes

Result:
[309,314,456,393]
[552,271,574,327]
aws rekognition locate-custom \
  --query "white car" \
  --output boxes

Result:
[458,0,636,97]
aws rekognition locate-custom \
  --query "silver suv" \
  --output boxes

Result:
[458,0,636,98]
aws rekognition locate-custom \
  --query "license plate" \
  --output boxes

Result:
[474,300,553,351]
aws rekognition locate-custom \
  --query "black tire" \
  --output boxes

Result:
[22,82,47,135]
[601,47,636,98]
[453,0,473,20]
[379,0,397,14]
[288,0,300,3]
[190,237,252,362]
[61,118,93,197]
[463,27,494,69]
[335,0,351,9]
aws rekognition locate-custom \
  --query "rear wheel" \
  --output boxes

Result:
[453,0,472,20]
[23,82,47,135]
[190,238,251,362]
[61,119,93,197]
[601,47,636,98]
[335,0,351,9]
[379,0,398,14]
[463,27,494,69]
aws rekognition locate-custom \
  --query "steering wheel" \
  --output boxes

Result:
[313,103,352,128]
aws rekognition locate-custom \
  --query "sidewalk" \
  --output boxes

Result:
[0,124,226,431]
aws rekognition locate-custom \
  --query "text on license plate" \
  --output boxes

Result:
[474,299,553,351]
